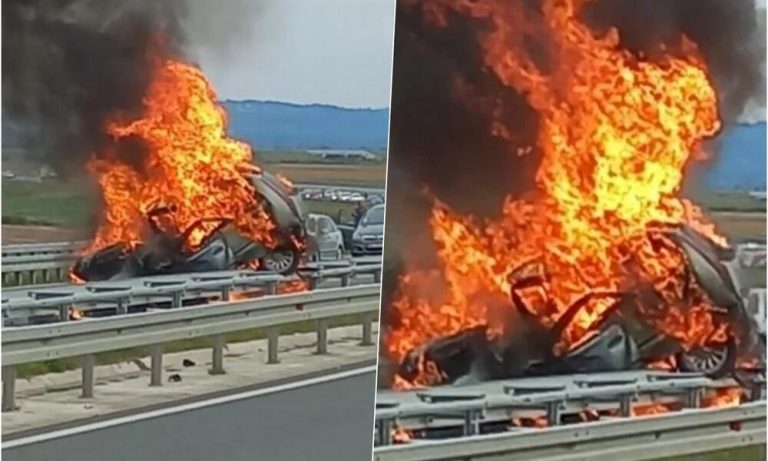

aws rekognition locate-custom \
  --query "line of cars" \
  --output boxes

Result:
[305,204,385,261]
[300,187,384,205]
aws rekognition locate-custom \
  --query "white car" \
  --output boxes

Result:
[305,213,345,261]
[736,241,767,268]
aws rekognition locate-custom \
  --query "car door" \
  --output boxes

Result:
[316,215,342,258]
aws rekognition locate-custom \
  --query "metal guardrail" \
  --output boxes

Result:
[2,265,382,325]
[0,241,383,285]
[1,241,85,258]
[373,401,765,461]
[1,284,381,411]
[373,371,766,447]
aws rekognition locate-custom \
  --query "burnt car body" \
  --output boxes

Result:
[72,170,308,281]
[397,224,764,386]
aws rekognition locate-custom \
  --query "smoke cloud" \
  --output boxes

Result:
[2,0,266,176]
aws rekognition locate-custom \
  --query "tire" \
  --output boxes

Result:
[261,245,301,275]
[677,336,736,378]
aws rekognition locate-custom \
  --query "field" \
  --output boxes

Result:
[270,163,385,188]
[1,160,384,235]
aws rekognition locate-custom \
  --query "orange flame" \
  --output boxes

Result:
[277,279,310,295]
[702,387,743,408]
[387,0,728,385]
[84,58,276,255]
[392,427,413,444]
[69,307,85,321]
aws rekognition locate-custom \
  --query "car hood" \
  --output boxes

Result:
[354,223,384,236]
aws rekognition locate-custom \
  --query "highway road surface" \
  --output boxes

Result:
[3,365,376,461]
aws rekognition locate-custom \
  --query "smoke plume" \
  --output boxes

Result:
[2,0,265,176]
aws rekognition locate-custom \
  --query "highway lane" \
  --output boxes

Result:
[3,365,377,461]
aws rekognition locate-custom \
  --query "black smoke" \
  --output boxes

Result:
[583,0,765,123]
[2,0,266,177]
[2,0,190,175]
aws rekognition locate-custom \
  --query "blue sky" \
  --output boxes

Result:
[187,0,395,108]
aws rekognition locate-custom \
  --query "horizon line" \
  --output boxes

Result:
[220,99,389,112]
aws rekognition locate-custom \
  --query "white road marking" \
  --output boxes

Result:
[3,365,376,448]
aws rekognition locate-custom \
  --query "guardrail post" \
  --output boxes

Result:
[683,388,701,408]
[307,278,318,291]
[2,366,17,412]
[264,282,277,296]
[374,270,381,284]
[116,298,128,316]
[464,409,481,436]
[59,303,72,322]
[316,319,329,354]
[361,312,374,346]
[150,345,163,386]
[267,327,280,364]
[340,274,350,287]
[171,292,183,308]
[619,395,631,417]
[81,354,95,398]
[377,419,393,447]
[546,401,561,426]
[210,334,226,375]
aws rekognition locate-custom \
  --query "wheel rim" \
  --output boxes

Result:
[264,249,294,272]
[680,344,729,374]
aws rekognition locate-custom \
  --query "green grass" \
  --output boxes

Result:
[687,188,766,213]
[2,179,371,229]
[652,445,765,461]
[2,180,97,228]
[16,313,376,379]
[256,149,387,164]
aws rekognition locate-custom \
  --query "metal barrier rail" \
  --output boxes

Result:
[0,241,383,286]
[1,284,381,411]
[2,265,382,324]
[373,401,765,461]
[373,371,766,447]
[2,241,86,258]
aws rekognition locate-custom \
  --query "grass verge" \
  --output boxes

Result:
[652,445,765,461]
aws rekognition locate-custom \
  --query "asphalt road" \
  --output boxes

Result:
[3,367,376,461]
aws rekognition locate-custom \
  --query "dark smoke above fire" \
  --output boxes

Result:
[2,0,266,176]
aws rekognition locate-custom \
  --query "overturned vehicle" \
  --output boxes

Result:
[73,171,308,281]
[397,224,764,386]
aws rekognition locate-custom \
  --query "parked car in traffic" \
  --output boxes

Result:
[350,204,385,256]
[305,213,345,261]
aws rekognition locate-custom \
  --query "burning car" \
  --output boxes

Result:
[72,169,308,281]
[395,224,763,386]
[63,58,319,282]
[383,0,766,391]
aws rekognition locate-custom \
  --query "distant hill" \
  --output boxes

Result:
[223,100,389,151]
[3,101,764,191]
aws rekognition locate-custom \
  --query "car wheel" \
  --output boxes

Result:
[261,245,301,275]
[677,337,736,378]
